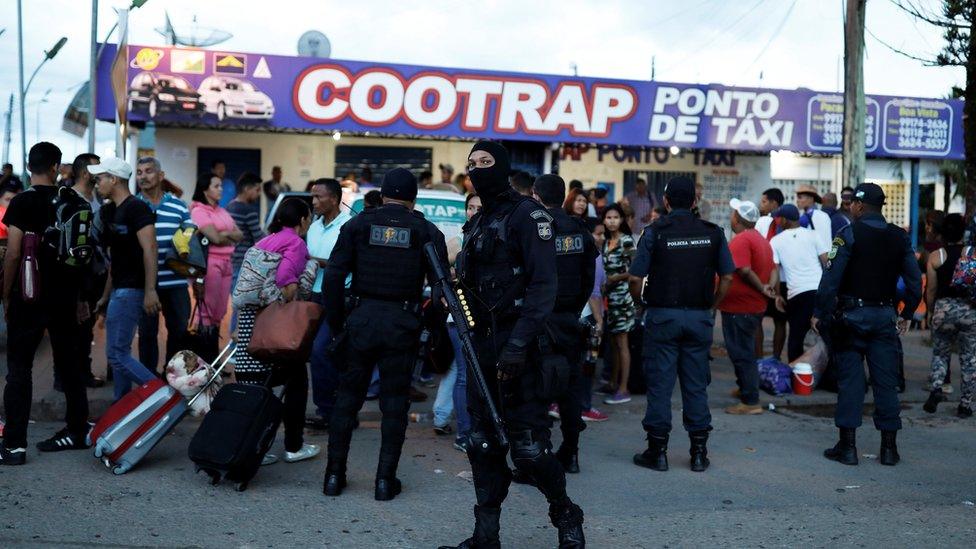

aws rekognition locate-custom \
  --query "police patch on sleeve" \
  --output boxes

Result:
[369,225,412,248]
[537,222,553,240]
[828,236,844,260]
[555,234,584,254]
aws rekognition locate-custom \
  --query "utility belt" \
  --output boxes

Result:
[347,295,422,315]
[838,296,894,310]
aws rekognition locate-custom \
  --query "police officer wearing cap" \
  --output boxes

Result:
[628,176,735,473]
[813,183,921,467]
[440,141,585,549]
[533,174,598,474]
[322,168,447,501]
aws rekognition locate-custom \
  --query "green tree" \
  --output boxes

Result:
[887,1,975,213]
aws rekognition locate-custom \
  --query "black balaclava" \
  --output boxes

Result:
[468,140,511,199]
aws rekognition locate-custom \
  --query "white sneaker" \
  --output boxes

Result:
[284,443,321,463]
[261,453,279,466]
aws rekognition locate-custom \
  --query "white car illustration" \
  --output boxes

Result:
[198,76,275,121]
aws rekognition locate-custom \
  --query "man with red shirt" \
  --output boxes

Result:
[720,199,777,415]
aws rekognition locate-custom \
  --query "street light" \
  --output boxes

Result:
[89,0,150,152]
[17,0,68,176]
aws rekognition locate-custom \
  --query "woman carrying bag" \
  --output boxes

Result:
[190,172,242,359]
[233,198,320,464]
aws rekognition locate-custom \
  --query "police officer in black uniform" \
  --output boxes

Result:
[629,176,735,473]
[813,183,921,467]
[440,142,585,549]
[533,174,597,474]
[322,168,447,501]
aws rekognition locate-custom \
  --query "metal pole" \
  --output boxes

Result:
[910,159,921,249]
[115,8,128,158]
[17,0,26,176]
[88,0,98,152]
[842,0,867,191]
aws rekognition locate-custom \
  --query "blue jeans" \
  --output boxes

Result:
[433,362,457,427]
[309,293,340,418]
[106,288,156,400]
[721,312,762,405]
[447,325,471,439]
[642,308,713,434]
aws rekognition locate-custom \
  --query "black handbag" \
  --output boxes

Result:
[165,225,209,278]
[186,300,220,364]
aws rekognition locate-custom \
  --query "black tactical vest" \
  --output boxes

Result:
[642,214,722,309]
[549,207,587,313]
[458,193,528,321]
[351,204,429,302]
[838,220,904,303]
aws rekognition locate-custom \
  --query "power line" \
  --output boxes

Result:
[864,25,942,65]
[644,0,722,31]
[743,0,799,77]
[660,0,770,75]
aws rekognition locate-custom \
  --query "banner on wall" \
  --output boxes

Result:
[97,44,964,160]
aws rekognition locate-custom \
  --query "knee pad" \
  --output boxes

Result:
[510,430,552,470]
[466,431,505,462]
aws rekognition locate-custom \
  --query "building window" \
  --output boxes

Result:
[334,145,432,183]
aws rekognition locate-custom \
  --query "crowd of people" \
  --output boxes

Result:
[0,137,971,546]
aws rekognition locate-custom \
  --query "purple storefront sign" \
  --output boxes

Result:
[97,44,964,160]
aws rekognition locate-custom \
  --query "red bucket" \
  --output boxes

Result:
[792,362,814,395]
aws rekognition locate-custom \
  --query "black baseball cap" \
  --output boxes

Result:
[381,168,418,201]
[852,183,885,207]
[664,176,695,204]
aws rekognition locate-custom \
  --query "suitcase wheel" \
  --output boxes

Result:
[93,445,103,459]
[235,481,248,492]
[112,464,128,475]
[208,471,221,486]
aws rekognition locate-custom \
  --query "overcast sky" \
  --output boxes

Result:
[0,0,965,169]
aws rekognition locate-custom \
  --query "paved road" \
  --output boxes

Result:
[1,323,975,547]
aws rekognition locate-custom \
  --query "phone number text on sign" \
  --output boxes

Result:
[882,99,953,156]
[805,94,879,153]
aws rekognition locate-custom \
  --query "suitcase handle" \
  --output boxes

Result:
[135,412,174,448]
[188,341,237,407]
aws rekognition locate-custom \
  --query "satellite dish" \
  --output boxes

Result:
[156,12,233,47]
[298,31,331,58]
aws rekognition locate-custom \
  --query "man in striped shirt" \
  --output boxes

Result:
[227,172,266,332]
[135,157,193,374]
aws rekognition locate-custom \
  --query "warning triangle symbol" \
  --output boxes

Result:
[253,57,272,78]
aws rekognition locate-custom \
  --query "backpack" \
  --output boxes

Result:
[949,246,976,300]
[38,186,94,267]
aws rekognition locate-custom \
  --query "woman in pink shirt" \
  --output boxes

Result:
[190,172,242,330]
[235,198,319,464]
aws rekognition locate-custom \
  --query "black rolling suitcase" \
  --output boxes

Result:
[188,381,282,491]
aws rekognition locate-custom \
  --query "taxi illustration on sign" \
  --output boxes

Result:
[128,72,205,119]
[198,76,275,121]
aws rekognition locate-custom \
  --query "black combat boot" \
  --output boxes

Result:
[957,405,973,418]
[823,427,858,465]
[437,505,501,549]
[879,430,899,466]
[556,447,580,474]
[689,431,710,472]
[549,500,585,548]
[633,433,668,471]
[375,453,402,501]
[323,467,346,497]
[922,389,945,414]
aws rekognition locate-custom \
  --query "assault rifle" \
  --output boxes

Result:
[424,242,509,450]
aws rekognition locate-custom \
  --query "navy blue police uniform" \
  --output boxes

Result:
[629,177,734,473]
[814,183,921,466]
[546,204,597,472]
[322,169,448,500]
[441,141,584,549]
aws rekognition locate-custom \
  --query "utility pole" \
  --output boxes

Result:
[17,0,26,176]
[842,0,867,191]
[2,94,12,165]
[89,0,98,153]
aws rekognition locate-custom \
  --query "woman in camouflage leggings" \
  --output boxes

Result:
[923,213,975,418]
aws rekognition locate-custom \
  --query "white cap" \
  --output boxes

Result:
[88,157,132,180]
[729,198,760,223]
